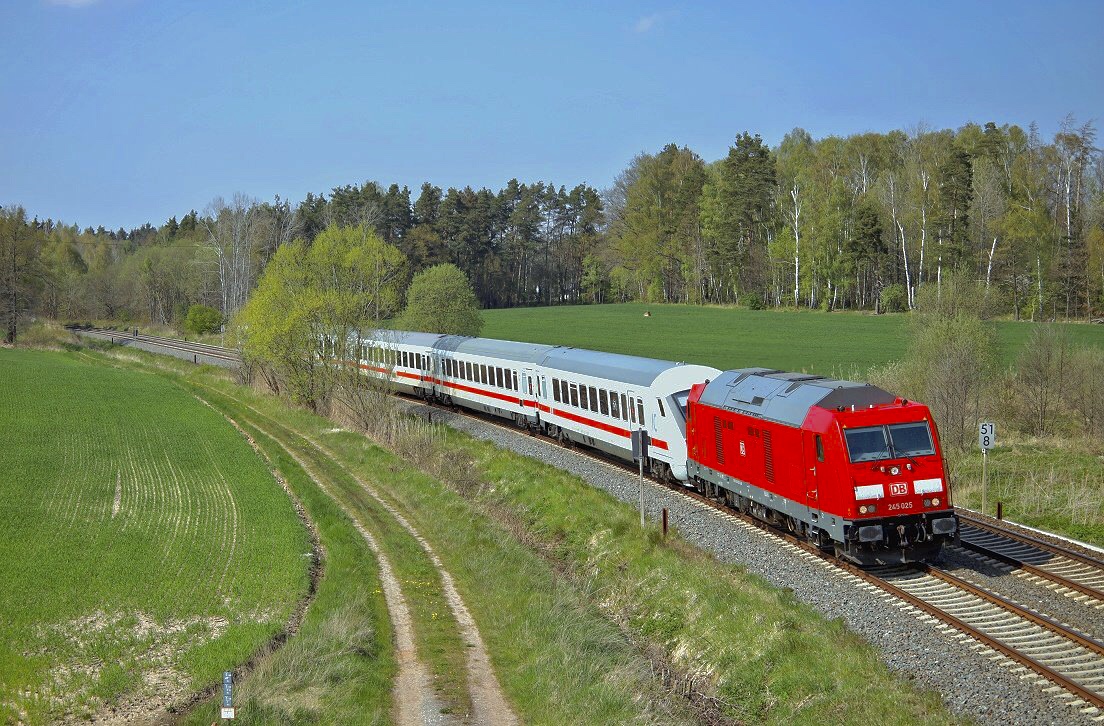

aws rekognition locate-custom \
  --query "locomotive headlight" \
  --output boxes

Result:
[859,505,868,514]
[890,466,900,476]
[932,497,941,507]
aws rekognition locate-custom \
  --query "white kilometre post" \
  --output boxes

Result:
[979,422,996,515]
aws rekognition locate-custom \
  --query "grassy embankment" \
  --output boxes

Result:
[96,340,958,724]
[483,302,1104,546]
[0,348,311,723]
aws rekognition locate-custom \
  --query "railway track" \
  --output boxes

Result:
[955,511,1104,606]
[92,332,1104,715]
[69,327,242,365]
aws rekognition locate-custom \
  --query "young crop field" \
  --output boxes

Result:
[0,349,309,724]
[481,303,1104,375]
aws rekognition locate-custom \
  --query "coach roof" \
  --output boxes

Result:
[540,347,679,387]
[433,335,556,365]
[698,368,896,427]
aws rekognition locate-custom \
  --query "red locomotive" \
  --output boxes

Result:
[686,368,958,564]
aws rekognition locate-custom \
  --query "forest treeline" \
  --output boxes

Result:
[3,117,1102,342]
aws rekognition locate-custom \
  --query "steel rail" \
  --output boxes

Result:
[71,327,242,363]
[958,510,1104,571]
[957,537,1104,602]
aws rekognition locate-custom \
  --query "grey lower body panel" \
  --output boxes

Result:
[688,460,845,540]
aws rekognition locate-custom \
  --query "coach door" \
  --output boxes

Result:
[523,368,536,412]
[802,430,823,521]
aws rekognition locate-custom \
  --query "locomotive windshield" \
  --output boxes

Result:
[844,426,890,462]
[888,422,935,456]
[845,422,936,463]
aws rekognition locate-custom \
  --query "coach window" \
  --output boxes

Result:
[599,390,609,415]
[609,392,620,418]
[494,368,502,388]
[552,379,561,403]
[569,383,579,408]
[637,399,646,425]
[588,387,598,411]
[628,398,636,424]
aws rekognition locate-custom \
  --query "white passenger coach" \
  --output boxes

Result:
[335,330,720,482]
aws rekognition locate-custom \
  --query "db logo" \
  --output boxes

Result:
[889,482,909,497]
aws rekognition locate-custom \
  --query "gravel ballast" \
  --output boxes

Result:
[411,402,1101,726]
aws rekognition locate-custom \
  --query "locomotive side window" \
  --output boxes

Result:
[656,398,665,417]
[844,426,890,463]
[815,435,824,462]
[609,392,619,418]
[888,422,935,457]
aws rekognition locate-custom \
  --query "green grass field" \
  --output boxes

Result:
[481,303,1104,374]
[0,349,310,724]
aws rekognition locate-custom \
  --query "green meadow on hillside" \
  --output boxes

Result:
[0,349,309,724]
[481,303,1104,375]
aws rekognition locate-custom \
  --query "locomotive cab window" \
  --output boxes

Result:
[888,422,935,457]
[844,426,891,463]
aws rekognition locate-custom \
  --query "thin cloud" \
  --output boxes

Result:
[633,13,662,33]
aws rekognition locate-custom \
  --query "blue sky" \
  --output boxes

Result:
[2,0,1102,230]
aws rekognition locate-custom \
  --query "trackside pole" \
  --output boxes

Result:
[631,429,649,528]
[981,448,988,516]
[979,422,995,516]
